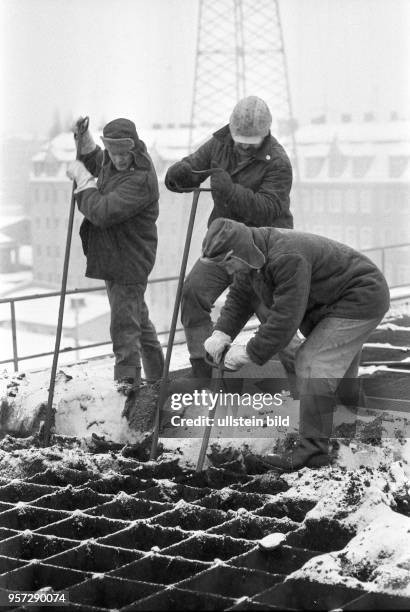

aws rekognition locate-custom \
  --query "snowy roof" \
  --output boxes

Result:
[0,232,14,245]
[295,120,410,144]
[29,121,410,182]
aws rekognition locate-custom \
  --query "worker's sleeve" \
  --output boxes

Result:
[214,273,257,340]
[79,146,104,178]
[245,255,311,365]
[76,172,153,228]
[164,139,215,191]
[225,157,292,226]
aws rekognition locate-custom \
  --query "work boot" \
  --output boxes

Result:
[166,357,213,395]
[254,437,331,472]
[248,393,335,472]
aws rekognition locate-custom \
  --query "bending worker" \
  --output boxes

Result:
[165,96,293,389]
[66,117,164,396]
[203,218,390,471]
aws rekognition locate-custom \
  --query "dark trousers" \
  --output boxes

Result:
[105,281,164,382]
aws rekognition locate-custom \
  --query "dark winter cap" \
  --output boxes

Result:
[101,118,138,151]
[201,218,265,269]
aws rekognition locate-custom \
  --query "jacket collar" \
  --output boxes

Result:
[213,124,274,162]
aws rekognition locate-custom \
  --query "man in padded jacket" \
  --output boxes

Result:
[165,96,293,391]
[66,117,164,396]
[203,218,390,471]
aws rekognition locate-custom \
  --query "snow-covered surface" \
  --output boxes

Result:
[0,304,409,599]
[287,455,410,595]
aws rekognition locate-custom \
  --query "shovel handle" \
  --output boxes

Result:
[204,350,235,372]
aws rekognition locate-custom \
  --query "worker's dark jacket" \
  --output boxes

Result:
[165,125,293,228]
[76,142,159,284]
[215,228,390,365]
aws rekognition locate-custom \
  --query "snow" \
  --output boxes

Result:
[291,506,410,596]
[0,306,409,599]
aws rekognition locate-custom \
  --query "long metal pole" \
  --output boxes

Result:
[10,301,18,371]
[42,120,88,446]
[150,188,210,460]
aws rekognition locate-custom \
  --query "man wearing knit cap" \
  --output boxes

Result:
[202,218,390,471]
[165,96,294,390]
[66,118,164,398]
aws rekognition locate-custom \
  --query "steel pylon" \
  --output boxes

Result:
[188,0,299,179]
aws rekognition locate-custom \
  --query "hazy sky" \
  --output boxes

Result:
[1,0,409,137]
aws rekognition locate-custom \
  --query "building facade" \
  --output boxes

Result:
[291,118,410,287]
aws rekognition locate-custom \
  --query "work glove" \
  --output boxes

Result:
[72,116,96,155]
[224,344,251,371]
[66,160,97,193]
[204,330,232,364]
[166,161,195,191]
[210,166,234,198]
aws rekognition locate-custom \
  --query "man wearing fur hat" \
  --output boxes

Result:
[165,96,294,388]
[202,218,390,471]
[66,118,164,396]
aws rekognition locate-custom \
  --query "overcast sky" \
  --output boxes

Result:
[1,0,409,137]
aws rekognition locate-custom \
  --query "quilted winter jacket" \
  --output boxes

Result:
[215,227,390,365]
[76,141,159,284]
[165,125,293,228]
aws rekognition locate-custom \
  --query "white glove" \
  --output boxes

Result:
[204,330,231,364]
[66,160,97,193]
[224,344,251,371]
[72,116,96,154]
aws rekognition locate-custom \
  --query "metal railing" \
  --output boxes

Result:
[0,276,181,372]
[362,242,410,284]
[1,242,410,373]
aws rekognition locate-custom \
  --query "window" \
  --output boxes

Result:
[313,189,325,212]
[329,190,342,212]
[389,156,409,178]
[35,217,41,228]
[399,189,409,212]
[360,227,373,249]
[54,218,59,228]
[36,245,42,256]
[305,157,325,179]
[46,217,50,229]
[299,189,311,213]
[345,190,357,213]
[352,157,373,178]
[328,155,348,178]
[46,246,51,256]
[359,190,372,213]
